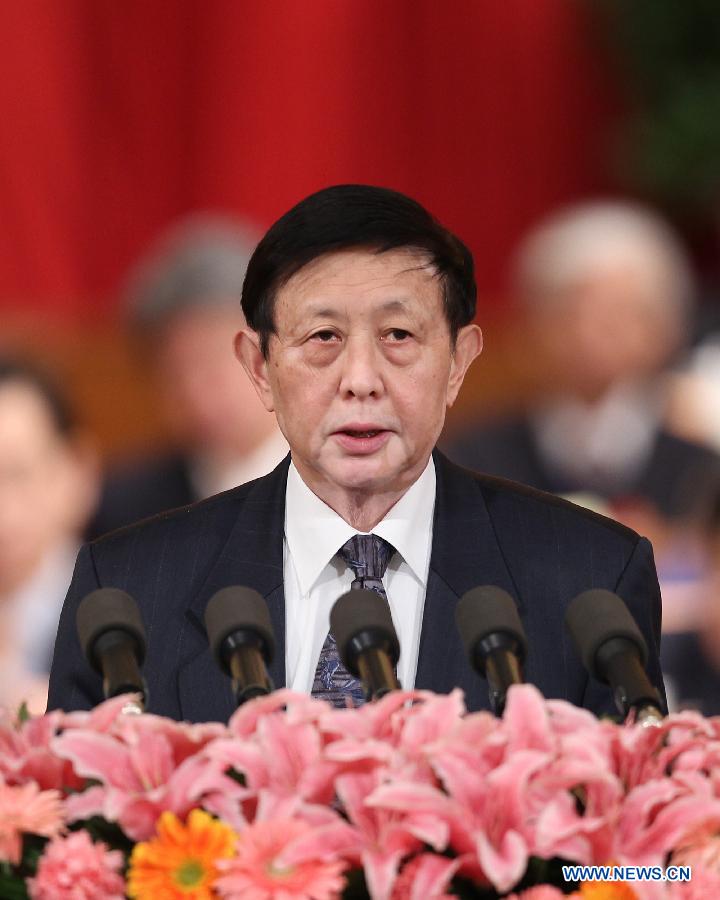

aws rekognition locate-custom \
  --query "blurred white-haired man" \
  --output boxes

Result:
[447,200,718,524]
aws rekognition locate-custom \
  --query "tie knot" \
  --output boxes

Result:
[338,533,394,583]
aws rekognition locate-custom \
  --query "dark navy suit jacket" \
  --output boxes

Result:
[47,452,665,722]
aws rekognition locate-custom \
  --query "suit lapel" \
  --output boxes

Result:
[178,457,290,722]
[415,451,519,712]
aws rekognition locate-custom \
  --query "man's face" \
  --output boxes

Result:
[237,248,481,504]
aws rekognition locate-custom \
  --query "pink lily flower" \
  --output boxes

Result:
[390,853,461,900]
[208,711,341,808]
[0,708,82,792]
[613,775,720,865]
[52,711,239,840]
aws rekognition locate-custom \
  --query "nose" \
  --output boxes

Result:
[338,334,384,400]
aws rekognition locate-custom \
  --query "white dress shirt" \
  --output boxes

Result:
[283,457,436,693]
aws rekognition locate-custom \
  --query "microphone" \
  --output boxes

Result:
[330,589,400,701]
[76,588,148,712]
[204,586,275,706]
[565,589,663,723]
[455,586,527,716]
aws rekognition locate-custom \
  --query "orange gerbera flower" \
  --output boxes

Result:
[127,808,237,899]
[577,881,638,900]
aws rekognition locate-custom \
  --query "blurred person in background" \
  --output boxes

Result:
[446,202,720,529]
[445,202,720,634]
[665,330,720,455]
[89,216,288,537]
[0,359,98,714]
[662,486,720,716]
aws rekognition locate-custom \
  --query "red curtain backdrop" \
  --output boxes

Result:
[0,0,617,322]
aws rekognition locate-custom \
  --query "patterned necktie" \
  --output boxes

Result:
[311,533,394,708]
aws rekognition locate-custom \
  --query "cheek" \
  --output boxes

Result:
[392,376,448,435]
[404,362,452,407]
[272,368,330,434]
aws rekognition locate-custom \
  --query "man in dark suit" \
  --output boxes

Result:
[48,185,665,721]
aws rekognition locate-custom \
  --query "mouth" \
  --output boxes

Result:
[332,426,392,454]
[339,429,384,438]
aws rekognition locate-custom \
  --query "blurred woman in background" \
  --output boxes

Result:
[0,359,98,715]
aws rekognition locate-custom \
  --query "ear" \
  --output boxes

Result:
[234,328,275,412]
[446,323,483,408]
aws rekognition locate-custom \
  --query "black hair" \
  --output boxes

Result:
[0,358,75,437]
[241,184,476,356]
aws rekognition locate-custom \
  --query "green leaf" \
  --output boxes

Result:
[0,868,29,900]
[71,817,134,856]
[341,867,370,898]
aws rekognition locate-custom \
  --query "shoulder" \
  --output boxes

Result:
[92,482,246,547]
[438,452,638,546]
[433,451,651,614]
[87,459,288,570]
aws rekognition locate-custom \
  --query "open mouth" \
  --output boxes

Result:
[333,428,391,452]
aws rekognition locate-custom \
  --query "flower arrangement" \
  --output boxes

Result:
[1,684,719,899]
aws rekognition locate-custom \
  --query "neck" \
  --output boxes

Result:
[330,490,404,532]
[294,459,428,531]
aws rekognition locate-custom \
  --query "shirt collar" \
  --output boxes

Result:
[285,457,436,595]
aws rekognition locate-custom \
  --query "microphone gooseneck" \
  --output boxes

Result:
[76,588,148,712]
[455,585,527,716]
[330,588,401,701]
[565,589,663,724]
[204,586,275,706]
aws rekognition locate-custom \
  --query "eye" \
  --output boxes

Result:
[383,328,412,342]
[310,330,340,343]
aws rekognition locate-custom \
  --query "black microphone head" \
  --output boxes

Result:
[455,586,528,667]
[76,588,147,673]
[330,589,400,676]
[204,586,275,673]
[565,589,648,681]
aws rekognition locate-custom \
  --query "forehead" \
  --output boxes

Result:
[274,247,443,323]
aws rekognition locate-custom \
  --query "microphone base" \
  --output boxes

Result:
[598,638,663,720]
[229,646,273,706]
[96,633,148,710]
[476,643,524,717]
[357,648,400,701]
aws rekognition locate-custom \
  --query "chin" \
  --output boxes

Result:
[325,457,392,489]
[333,457,419,496]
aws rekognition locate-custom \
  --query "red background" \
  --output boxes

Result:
[0,0,617,323]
